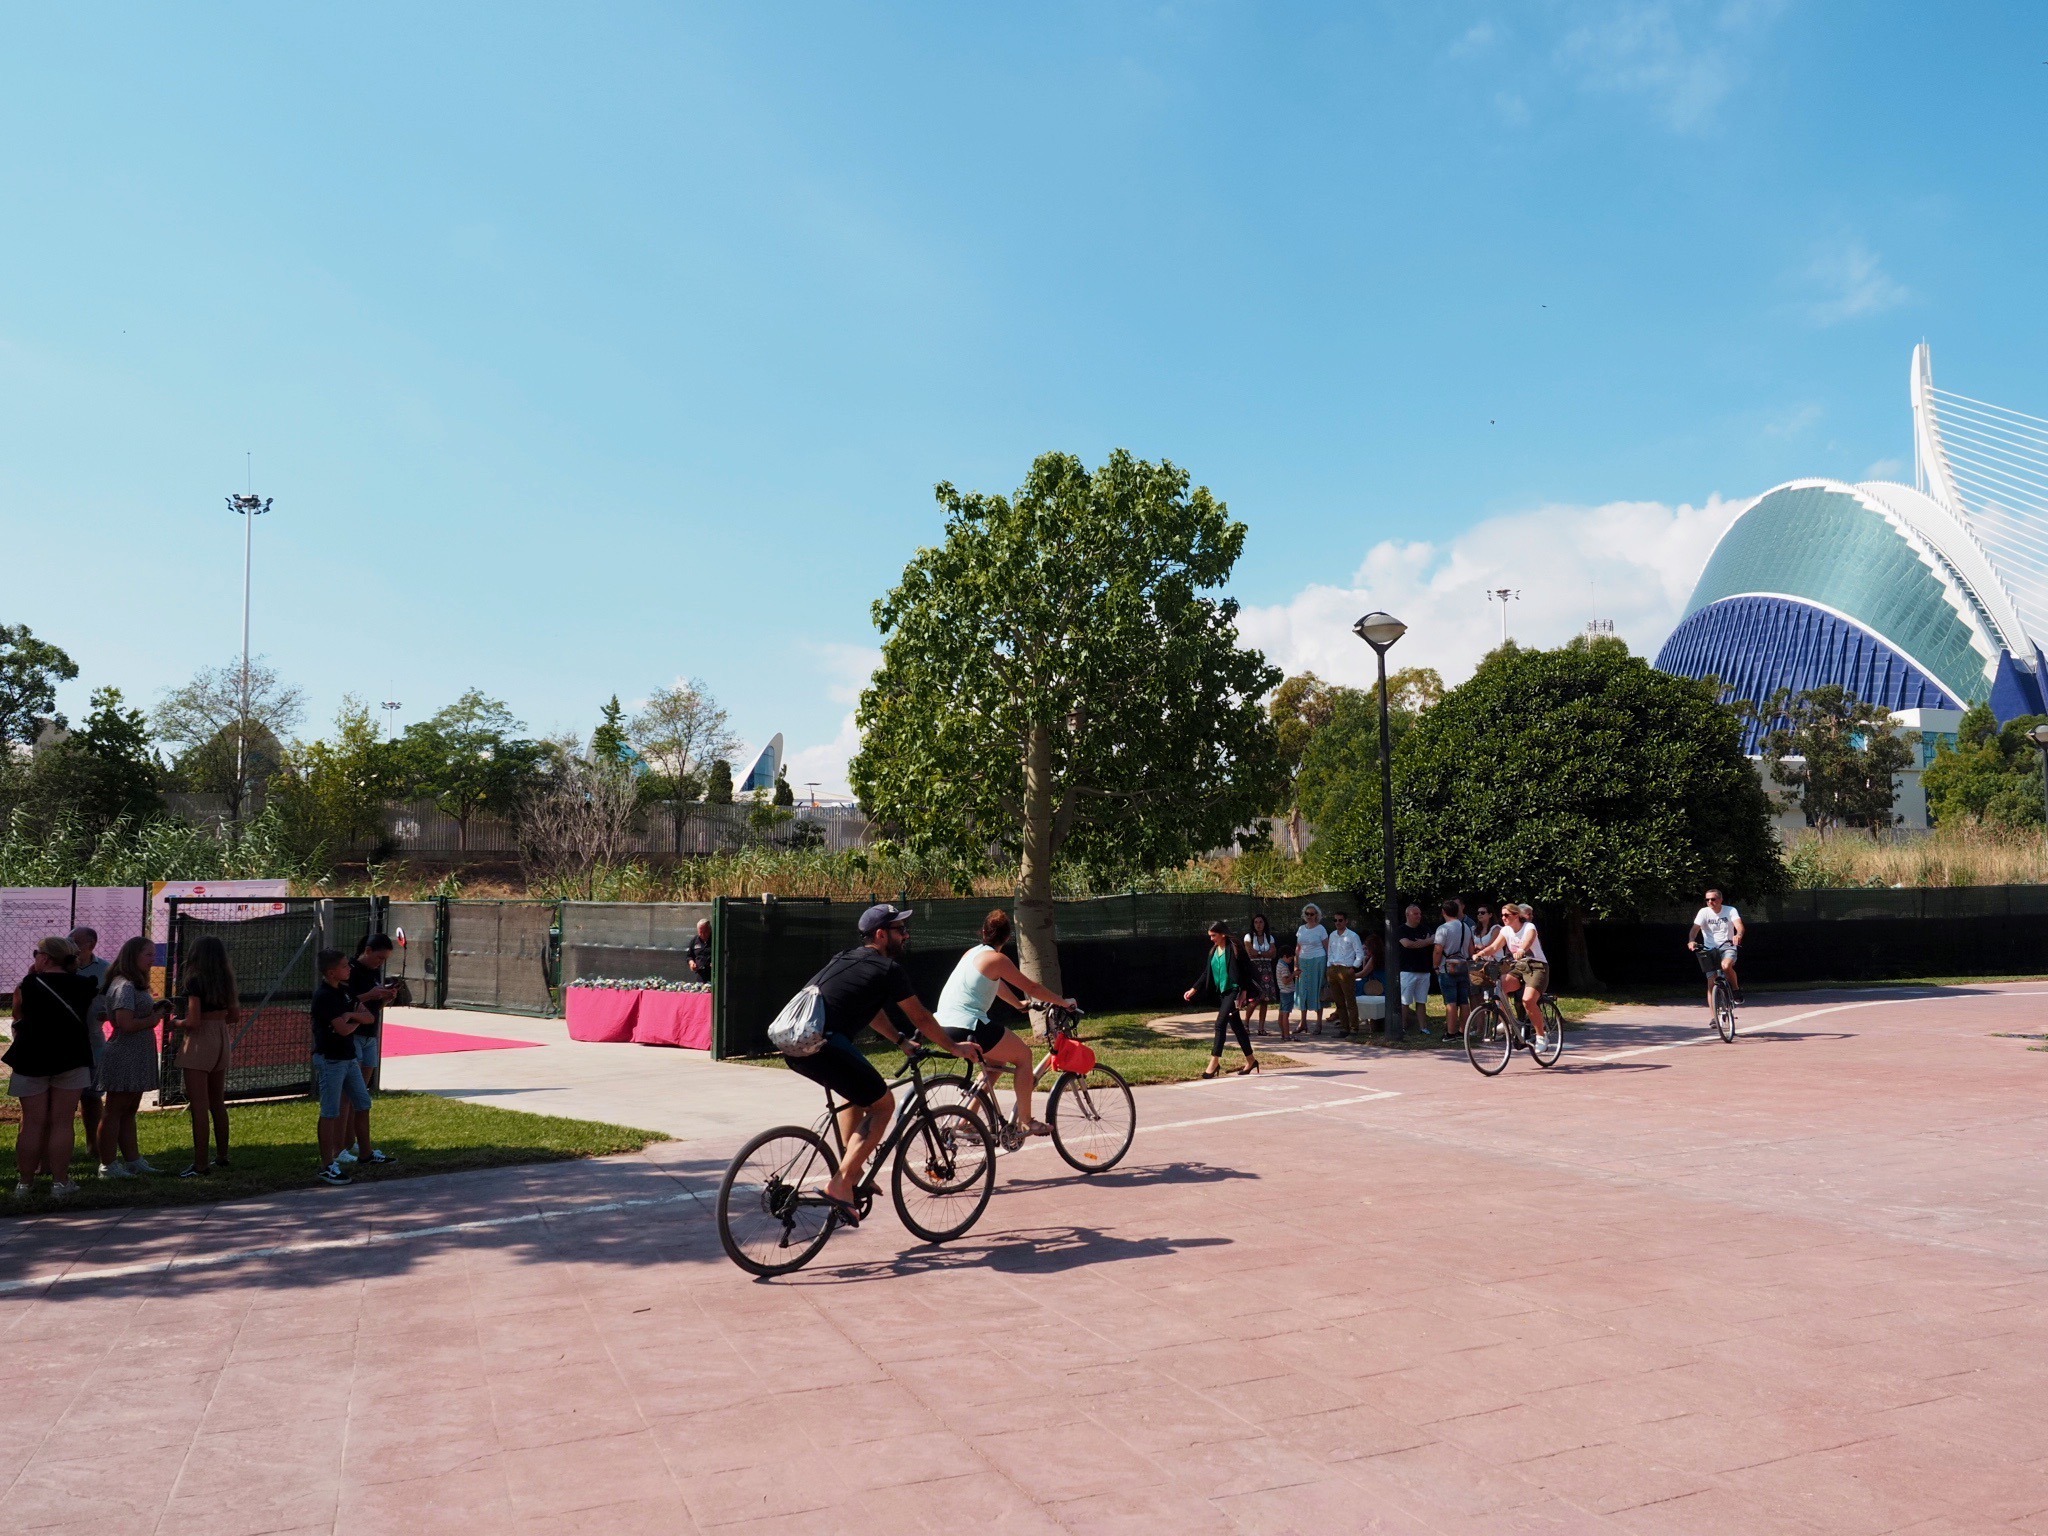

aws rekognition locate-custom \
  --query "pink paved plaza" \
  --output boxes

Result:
[2,983,2045,1533]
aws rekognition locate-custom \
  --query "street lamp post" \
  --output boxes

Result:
[2029,724,2048,830]
[1353,611,1408,1042]
[225,491,272,818]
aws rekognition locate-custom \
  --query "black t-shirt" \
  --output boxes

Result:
[809,945,916,1040]
[346,960,385,1038]
[3,971,98,1076]
[684,935,712,984]
[311,982,359,1062]
[1397,923,1436,974]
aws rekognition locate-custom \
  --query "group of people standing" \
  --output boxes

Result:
[1185,897,1557,1070]
[4,927,402,1199]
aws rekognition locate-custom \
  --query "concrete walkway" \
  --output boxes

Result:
[379,1005,819,1144]
[3,983,2046,1530]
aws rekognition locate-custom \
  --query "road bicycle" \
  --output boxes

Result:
[926,1003,1137,1174]
[715,1043,996,1277]
[1694,948,1738,1043]
[1463,965,1564,1075]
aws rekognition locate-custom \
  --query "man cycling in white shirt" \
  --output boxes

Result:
[1686,888,1745,1009]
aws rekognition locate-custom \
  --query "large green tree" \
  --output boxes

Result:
[398,690,549,849]
[851,450,1283,991]
[152,657,303,821]
[270,696,410,864]
[1921,703,2047,827]
[1287,666,1441,848]
[17,686,164,841]
[1758,684,1914,831]
[1316,637,1782,983]
[0,624,78,749]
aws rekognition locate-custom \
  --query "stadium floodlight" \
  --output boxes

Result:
[225,490,273,818]
[1352,611,1407,1042]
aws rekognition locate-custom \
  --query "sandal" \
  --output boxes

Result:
[818,1192,862,1228]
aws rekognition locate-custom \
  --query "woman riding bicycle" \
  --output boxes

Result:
[1475,903,1553,1049]
[934,909,1077,1139]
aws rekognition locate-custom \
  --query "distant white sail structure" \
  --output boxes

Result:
[1914,342,2048,665]
[739,733,784,794]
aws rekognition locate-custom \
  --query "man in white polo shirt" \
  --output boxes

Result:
[1687,888,1745,1010]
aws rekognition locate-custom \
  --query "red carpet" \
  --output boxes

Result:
[380,1022,543,1057]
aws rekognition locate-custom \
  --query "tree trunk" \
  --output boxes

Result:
[1014,721,1063,1015]
[1564,905,1603,992]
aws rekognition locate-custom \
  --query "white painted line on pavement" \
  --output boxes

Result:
[1581,987,2048,1063]
[1137,1089,1399,1134]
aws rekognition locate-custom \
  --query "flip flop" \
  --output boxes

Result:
[818,1192,862,1228]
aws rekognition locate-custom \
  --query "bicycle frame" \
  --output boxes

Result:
[808,1047,953,1200]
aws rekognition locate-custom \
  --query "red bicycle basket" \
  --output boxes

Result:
[1050,1035,1097,1074]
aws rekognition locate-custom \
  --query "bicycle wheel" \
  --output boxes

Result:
[1048,1065,1136,1173]
[891,1105,996,1243]
[717,1125,840,1277]
[1713,984,1736,1043]
[1465,1002,1512,1076]
[1531,999,1564,1067]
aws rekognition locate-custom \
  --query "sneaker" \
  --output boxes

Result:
[179,1166,209,1179]
[335,1149,358,1165]
[319,1163,351,1186]
[12,1182,32,1200]
[365,1150,397,1166]
[213,1156,231,1169]
[100,1162,133,1180]
[127,1158,158,1176]
[48,1181,79,1201]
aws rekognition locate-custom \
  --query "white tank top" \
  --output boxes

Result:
[936,945,1001,1030]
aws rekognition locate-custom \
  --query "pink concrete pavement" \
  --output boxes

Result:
[2,982,2046,1533]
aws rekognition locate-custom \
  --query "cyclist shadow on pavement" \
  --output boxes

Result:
[996,1159,1256,1194]
[791,1224,1233,1284]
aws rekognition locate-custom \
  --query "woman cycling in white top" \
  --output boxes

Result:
[934,909,1077,1137]
[1475,903,1553,1051]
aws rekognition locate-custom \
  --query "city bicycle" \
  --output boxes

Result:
[715,1043,996,1277]
[926,1003,1137,1174]
[1695,949,1737,1043]
[1463,966,1563,1075]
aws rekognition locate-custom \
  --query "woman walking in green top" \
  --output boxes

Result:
[1183,920,1259,1079]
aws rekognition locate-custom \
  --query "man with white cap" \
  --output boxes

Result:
[784,904,980,1227]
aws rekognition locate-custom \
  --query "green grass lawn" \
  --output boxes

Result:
[737,1009,1295,1087]
[1,1091,665,1217]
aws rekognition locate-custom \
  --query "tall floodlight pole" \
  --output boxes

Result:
[1488,588,1520,646]
[1353,611,1408,1043]
[2029,724,2048,831]
[225,491,273,818]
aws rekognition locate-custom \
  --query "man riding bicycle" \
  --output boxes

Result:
[1687,888,1745,1009]
[933,908,1077,1139]
[783,904,983,1227]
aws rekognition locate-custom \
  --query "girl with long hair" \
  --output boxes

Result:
[95,936,165,1177]
[1244,912,1278,1035]
[174,936,240,1177]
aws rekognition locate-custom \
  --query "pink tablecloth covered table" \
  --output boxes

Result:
[630,991,712,1050]
[563,987,710,1050]
[564,987,641,1043]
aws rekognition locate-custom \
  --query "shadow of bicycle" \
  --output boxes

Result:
[789,1224,1232,1284]
[998,1159,1257,1194]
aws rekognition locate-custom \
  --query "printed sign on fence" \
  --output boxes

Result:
[149,880,292,955]
[71,887,148,967]
[0,888,75,989]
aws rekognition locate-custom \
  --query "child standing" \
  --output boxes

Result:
[1274,938,1299,1043]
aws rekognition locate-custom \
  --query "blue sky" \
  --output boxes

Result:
[2,2,2041,792]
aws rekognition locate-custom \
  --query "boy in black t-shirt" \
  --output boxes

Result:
[342,934,400,1168]
[311,949,377,1185]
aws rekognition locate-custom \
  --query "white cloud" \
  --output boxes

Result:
[1451,20,1500,58]
[777,641,880,799]
[1236,494,1749,691]
[1556,0,1784,132]
[1804,238,1909,326]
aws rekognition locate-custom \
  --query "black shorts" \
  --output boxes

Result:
[942,1019,1007,1053]
[785,1033,889,1107]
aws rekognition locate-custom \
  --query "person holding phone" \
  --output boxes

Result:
[94,936,165,1177]
[341,933,401,1168]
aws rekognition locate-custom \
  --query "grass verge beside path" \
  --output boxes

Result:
[0,1091,665,1217]
[737,1010,1290,1087]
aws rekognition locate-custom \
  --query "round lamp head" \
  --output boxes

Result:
[1352,612,1407,650]
[2028,722,2048,749]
